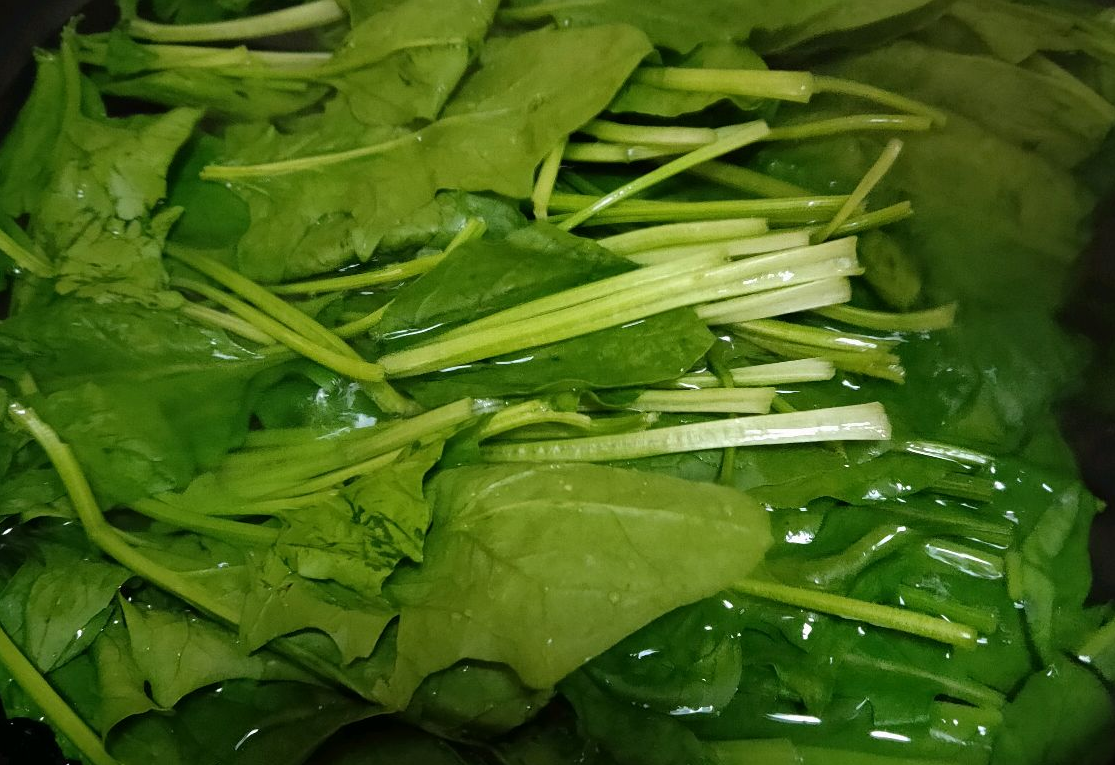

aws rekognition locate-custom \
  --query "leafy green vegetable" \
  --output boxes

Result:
[383,463,771,702]
[1,1,1113,763]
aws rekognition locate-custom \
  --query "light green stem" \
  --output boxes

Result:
[581,119,718,147]
[269,255,445,296]
[0,226,55,277]
[533,139,567,220]
[629,388,776,414]
[814,75,949,126]
[817,138,904,242]
[560,121,771,230]
[174,278,387,382]
[732,577,977,647]
[597,218,768,255]
[130,498,278,546]
[482,403,891,463]
[168,245,350,354]
[668,359,836,389]
[766,114,932,142]
[128,0,345,43]
[632,67,814,103]
[815,302,957,332]
[686,160,812,198]
[181,303,276,345]
[563,143,682,163]
[547,192,849,226]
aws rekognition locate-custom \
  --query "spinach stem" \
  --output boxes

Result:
[902,440,993,468]
[0,624,120,765]
[632,67,815,103]
[481,402,892,462]
[563,142,683,163]
[128,0,346,43]
[666,359,836,388]
[200,131,419,180]
[842,653,1004,708]
[180,303,276,345]
[733,318,900,354]
[0,225,54,277]
[168,245,351,354]
[698,276,854,325]
[815,302,957,332]
[817,138,904,242]
[732,577,978,647]
[627,230,811,267]
[533,139,567,220]
[814,75,949,126]
[547,192,849,225]
[268,255,445,296]
[130,498,279,546]
[766,114,932,142]
[382,241,858,376]
[685,160,811,199]
[597,218,768,254]
[895,585,1001,635]
[629,388,776,414]
[479,401,594,440]
[7,402,241,624]
[560,121,771,230]
[173,277,388,382]
[580,119,719,147]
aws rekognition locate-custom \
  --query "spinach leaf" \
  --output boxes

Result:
[119,598,317,709]
[382,463,771,704]
[0,542,129,673]
[990,659,1115,765]
[274,444,441,594]
[560,670,708,765]
[328,0,499,127]
[0,299,269,504]
[239,552,396,665]
[403,662,554,738]
[822,40,1115,169]
[109,681,374,765]
[0,51,66,219]
[502,0,944,56]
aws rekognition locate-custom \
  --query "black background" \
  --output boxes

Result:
[0,2,1112,764]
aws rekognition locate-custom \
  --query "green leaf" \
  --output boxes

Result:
[0,51,66,219]
[404,662,555,738]
[328,0,499,127]
[560,670,709,765]
[109,680,375,765]
[120,597,317,709]
[429,24,653,198]
[823,40,1115,168]
[240,552,396,665]
[990,659,1115,765]
[275,444,441,593]
[0,540,129,674]
[32,97,201,306]
[88,615,160,734]
[383,463,771,704]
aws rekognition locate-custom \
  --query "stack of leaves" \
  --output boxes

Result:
[0,1,1113,764]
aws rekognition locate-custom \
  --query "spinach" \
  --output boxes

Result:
[382,463,771,703]
[1,1,1113,763]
